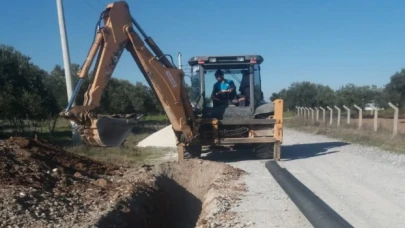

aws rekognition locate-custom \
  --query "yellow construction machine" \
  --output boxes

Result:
[59,1,284,160]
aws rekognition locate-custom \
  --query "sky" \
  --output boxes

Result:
[1,0,405,100]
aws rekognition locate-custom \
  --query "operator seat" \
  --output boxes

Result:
[238,70,250,106]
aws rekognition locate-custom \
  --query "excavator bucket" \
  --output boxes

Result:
[82,114,143,147]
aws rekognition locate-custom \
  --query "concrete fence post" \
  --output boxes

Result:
[388,102,398,136]
[334,106,341,127]
[310,107,314,123]
[373,107,378,132]
[305,107,309,119]
[327,106,333,125]
[315,107,319,121]
[353,104,362,129]
[320,107,326,123]
[343,105,351,125]
[295,106,299,116]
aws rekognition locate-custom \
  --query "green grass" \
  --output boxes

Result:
[65,129,175,166]
[285,117,405,154]
[1,117,172,167]
[283,111,295,118]
[143,114,168,121]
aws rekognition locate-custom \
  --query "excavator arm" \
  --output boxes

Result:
[60,1,197,148]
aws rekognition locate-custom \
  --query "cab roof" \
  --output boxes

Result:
[188,55,264,67]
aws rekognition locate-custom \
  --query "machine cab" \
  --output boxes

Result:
[188,55,265,119]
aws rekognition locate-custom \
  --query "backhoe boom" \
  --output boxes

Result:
[60,1,197,148]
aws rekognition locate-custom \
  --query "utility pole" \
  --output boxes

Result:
[178,52,182,69]
[56,0,81,145]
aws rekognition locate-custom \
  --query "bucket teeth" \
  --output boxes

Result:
[77,114,143,147]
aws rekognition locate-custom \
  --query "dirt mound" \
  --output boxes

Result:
[0,137,247,228]
[0,137,122,189]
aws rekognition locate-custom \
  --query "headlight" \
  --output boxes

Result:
[237,57,244,61]
[208,57,217,62]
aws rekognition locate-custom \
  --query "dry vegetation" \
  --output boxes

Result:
[285,115,405,154]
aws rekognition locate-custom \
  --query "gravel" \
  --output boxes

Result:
[228,128,405,228]
[137,125,176,148]
[0,137,247,227]
[125,124,405,227]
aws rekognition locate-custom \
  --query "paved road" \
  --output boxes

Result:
[226,128,405,228]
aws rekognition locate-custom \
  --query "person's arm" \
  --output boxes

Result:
[227,80,236,92]
[211,83,219,100]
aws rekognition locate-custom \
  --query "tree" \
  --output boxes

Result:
[384,68,405,108]
[334,84,384,108]
[0,44,59,133]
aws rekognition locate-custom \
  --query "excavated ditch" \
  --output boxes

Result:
[96,161,247,228]
[0,137,247,228]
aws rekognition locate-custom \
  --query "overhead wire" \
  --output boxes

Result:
[83,0,100,12]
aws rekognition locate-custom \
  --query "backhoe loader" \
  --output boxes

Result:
[59,1,283,160]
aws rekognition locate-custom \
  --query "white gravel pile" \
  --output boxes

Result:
[137,125,177,148]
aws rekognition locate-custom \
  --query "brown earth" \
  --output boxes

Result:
[0,137,247,228]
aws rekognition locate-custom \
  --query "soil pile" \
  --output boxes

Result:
[0,137,248,228]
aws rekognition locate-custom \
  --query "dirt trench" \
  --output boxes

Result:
[0,137,247,228]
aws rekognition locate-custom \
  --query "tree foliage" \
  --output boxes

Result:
[0,44,59,131]
[271,69,405,110]
[0,44,167,134]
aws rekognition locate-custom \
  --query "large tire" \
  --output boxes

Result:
[184,145,202,159]
[254,143,282,160]
[253,143,273,159]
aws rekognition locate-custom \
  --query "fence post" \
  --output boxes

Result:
[388,102,398,136]
[327,106,333,125]
[373,107,378,132]
[295,106,299,116]
[334,106,341,127]
[315,107,319,121]
[343,105,350,125]
[353,104,362,129]
[305,107,310,120]
[310,107,314,123]
[303,107,306,119]
[320,107,326,123]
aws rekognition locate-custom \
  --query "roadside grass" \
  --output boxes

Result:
[65,126,174,166]
[283,111,294,118]
[285,117,405,154]
[1,116,172,166]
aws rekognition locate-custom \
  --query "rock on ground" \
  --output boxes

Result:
[0,137,247,228]
[228,128,405,228]
[137,125,176,148]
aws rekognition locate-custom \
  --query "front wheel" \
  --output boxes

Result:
[253,142,281,160]
[184,145,202,159]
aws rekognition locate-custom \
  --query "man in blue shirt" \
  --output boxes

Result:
[211,69,236,107]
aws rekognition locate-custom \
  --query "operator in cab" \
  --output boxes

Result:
[211,69,236,107]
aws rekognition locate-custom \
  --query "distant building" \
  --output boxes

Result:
[364,102,384,111]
